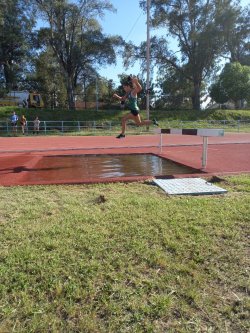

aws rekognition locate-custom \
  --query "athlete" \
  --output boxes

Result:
[113,75,158,138]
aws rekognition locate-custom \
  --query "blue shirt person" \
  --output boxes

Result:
[10,112,18,134]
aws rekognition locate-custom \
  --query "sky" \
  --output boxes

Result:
[99,0,153,84]
[98,0,249,84]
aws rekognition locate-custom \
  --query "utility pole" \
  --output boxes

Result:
[146,0,151,120]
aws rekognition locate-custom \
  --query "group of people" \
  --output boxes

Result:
[10,112,40,135]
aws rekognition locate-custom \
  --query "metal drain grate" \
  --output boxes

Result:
[153,178,227,195]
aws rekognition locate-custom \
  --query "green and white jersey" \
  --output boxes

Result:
[127,92,139,111]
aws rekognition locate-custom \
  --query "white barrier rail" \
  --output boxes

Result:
[155,128,224,169]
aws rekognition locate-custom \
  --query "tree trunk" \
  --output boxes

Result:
[83,78,87,110]
[192,81,201,110]
[4,64,14,90]
[66,77,75,110]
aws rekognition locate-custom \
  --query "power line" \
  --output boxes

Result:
[125,12,143,41]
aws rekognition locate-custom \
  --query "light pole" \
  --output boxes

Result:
[146,0,151,120]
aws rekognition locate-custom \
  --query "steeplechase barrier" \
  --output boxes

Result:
[155,128,224,169]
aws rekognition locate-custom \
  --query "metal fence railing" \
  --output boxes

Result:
[1,119,250,136]
[0,120,139,136]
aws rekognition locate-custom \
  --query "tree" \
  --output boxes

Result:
[32,49,68,108]
[209,80,229,107]
[0,0,36,90]
[35,0,122,109]
[219,62,250,108]
[219,3,250,65]
[83,76,113,107]
[137,0,242,110]
[157,65,194,109]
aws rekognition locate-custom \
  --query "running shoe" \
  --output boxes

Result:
[116,133,126,139]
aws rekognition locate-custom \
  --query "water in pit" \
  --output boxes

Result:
[21,154,198,182]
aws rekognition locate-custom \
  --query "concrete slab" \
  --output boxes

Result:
[153,178,227,195]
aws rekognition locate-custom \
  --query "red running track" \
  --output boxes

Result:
[0,133,249,186]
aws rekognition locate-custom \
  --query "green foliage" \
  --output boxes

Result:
[138,0,237,110]
[220,62,250,104]
[219,3,250,64]
[0,0,36,89]
[32,49,67,109]
[35,0,122,109]
[84,76,115,105]
[209,80,229,105]
[157,66,195,109]
[137,0,250,111]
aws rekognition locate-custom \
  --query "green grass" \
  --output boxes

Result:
[0,175,249,332]
[1,106,250,122]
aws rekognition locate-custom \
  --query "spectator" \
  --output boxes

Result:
[10,111,18,135]
[20,115,27,135]
[33,116,40,134]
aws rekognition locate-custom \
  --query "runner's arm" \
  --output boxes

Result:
[113,93,128,101]
[131,77,142,95]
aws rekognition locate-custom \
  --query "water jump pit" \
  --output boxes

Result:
[2,153,201,186]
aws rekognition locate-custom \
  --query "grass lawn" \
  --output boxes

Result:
[0,175,249,332]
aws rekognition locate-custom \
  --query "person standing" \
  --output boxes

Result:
[10,111,18,135]
[20,115,27,135]
[33,116,40,134]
